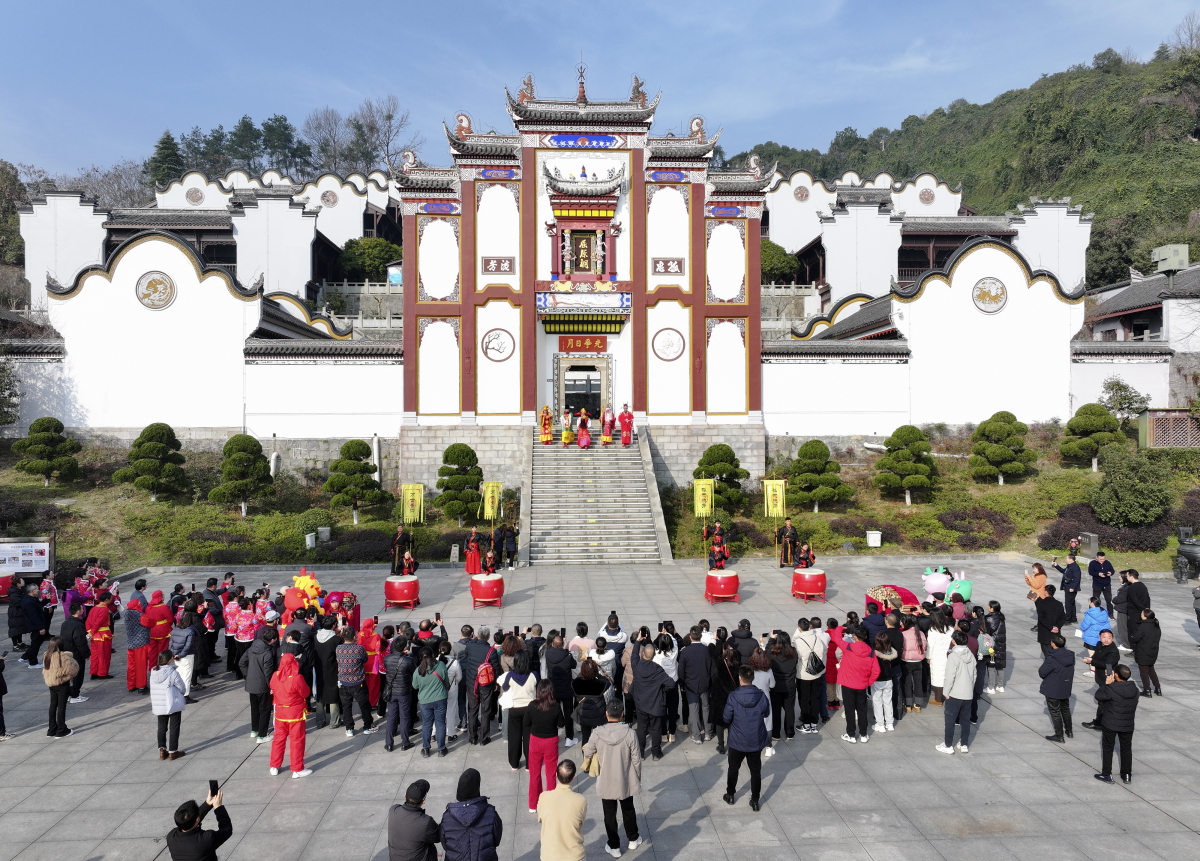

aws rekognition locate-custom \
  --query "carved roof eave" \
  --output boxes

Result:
[505,87,661,124]
[388,164,461,199]
[443,123,520,158]
[542,163,625,196]
[709,162,777,193]
[646,128,722,160]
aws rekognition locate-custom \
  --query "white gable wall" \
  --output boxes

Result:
[18,193,108,310]
[763,171,836,256]
[299,175,367,249]
[156,172,232,209]
[1013,203,1093,294]
[233,198,316,296]
[822,207,902,304]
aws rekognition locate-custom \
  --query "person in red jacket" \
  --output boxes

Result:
[269,652,312,778]
[829,623,880,744]
[141,591,174,675]
[85,591,117,679]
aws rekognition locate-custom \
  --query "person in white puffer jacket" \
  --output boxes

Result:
[150,649,187,760]
[652,633,680,741]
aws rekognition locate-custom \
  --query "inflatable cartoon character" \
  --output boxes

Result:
[921,566,952,602]
[282,569,323,625]
[945,576,973,603]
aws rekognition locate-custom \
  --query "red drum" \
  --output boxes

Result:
[384,575,420,610]
[470,574,504,609]
[705,571,740,604]
[792,568,827,603]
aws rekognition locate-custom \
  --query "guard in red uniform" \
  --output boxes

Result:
[618,403,634,447]
[86,591,117,678]
[141,590,174,673]
[268,653,312,777]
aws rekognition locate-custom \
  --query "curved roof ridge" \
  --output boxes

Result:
[542,162,625,196]
[894,236,1083,303]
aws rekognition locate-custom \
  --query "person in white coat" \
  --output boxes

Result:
[150,649,187,760]
[926,610,954,706]
[438,640,462,741]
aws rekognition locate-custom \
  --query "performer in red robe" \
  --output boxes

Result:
[539,405,554,445]
[481,550,499,574]
[577,409,592,449]
[618,403,634,447]
[86,591,117,678]
[708,539,727,571]
[360,618,383,707]
[268,653,312,776]
[124,598,149,693]
[464,527,483,575]
[600,406,616,446]
[323,592,350,628]
[401,551,420,576]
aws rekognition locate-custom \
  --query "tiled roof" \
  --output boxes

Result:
[444,124,519,157]
[393,169,459,191]
[104,209,233,228]
[543,163,624,196]
[1090,266,1200,316]
[505,88,660,123]
[901,216,1014,234]
[0,337,65,357]
[646,130,721,160]
[812,296,894,340]
[1070,341,1173,356]
[244,338,402,357]
[709,165,776,193]
[761,338,910,357]
[836,187,892,206]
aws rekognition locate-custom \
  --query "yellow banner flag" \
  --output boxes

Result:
[401,484,425,524]
[693,479,715,517]
[480,481,503,520]
[763,479,787,518]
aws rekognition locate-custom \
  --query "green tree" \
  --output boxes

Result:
[873,424,935,505]
[208,434,274,517]
[228,115,264,173]
[435,443,483,524]
[261,114,312,177]
[12,417,81,486]
[693,443,749,515]
[145,130,184,186]
[1090,445,1172,527]
[1098,374,1149,433]
[969,411,1037,484]
[0,348,18,425]
[1060,403,1122,471]
[0,159,25,266]
[112,423,187,501]
[787,439,854,513]
[340,237,402,282]
[760,239,800,284]
[322,439,392,524]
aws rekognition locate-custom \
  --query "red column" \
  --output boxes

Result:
[630,149,647,412]
[402,214,418,413]
[461,181,477,413]
[747,216,762,412]
[521,148,538,414]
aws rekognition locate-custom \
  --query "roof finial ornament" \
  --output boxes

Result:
[576,52,588,104]
[518,74,535,105]
[630,75,647,108]
[690,116,706,142]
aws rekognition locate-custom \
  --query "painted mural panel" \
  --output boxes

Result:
[706,320,747,414]
[476,185,520,291]
[476,301,521,415]
[646,302,690,415]
[417,318,461,414]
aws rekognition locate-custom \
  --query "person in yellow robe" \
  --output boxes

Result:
[539,405,554,445]
[600,405,615,445]
[559,407,575,447]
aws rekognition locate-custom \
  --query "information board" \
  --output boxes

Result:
[0,537,54,574]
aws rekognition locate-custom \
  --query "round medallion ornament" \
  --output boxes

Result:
[480,328,515,362]
[185,187,204,206]
[793,186,810,202]
[320,190,339,208]
[972,277,1007,314]
[652,328,685,362]
[919,188,935,205]
[135,271,177,310]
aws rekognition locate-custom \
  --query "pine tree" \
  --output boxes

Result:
[145,131,184,186]
[787,439,854,513]
[208,434,274,517]
[322,440,392,524]
[1060,403,1121,472]
[112,423,187,501]
[12,417,81,486]
[227,115,263,173]
[694,444,749,515]
[873,425,935,505]
[969,411,1037,484]
[435,443,483,525]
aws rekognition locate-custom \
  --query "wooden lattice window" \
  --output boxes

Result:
[1149,415,1200,447]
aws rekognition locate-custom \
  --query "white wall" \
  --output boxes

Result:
[1165,298,1200,351]
[1013,203,1093,294]
[646,186,690,290]
[763,171,835,256]
[763,360,910,436]
[233,198,316,296]
[417,219,460,299]
[706,222,745,300]
[886,173,961,216]
[822,207,902,304]
[298,175,367,249]
[156,172,232,209]
[475,300,521,416]
[245,363,404,437]
[1070,359,1169,413]
[417,319,460,415]
[476,185,520,291]
[645,300,690,416]
[706,321,747,414]
[18,193,109,309]
[906,243,1085,423]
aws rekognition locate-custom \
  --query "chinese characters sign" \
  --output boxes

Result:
[482,257,515,275]
[559,336,608,353]
[651,258,685,276]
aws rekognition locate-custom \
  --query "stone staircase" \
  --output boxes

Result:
[528,429,667,564]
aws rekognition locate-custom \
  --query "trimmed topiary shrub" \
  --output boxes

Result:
[969,411,1037,484]
[1089,445,1172,528]
[1059,403,1121,471]
[435,443,483,523]
[208,434,275,517]
[295,508,337,537]
[873,425,935,505]
[112,423,187,501]
[694,444,750,513]
[787,439,854,513]
[322,440,392,524]
[12,417,82,486]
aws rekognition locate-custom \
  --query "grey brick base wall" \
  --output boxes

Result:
[399,426,528,492]
[642,425,767,491]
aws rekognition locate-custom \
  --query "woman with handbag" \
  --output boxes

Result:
[794,620,824,734]
[497,649,538,769]
[42,636,79,738]
[572,657,611,745]
[150,648,187,759]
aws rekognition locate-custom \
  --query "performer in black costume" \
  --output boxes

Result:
[708,539,727,571]
[776,518,798,568]
[390,524,414,574]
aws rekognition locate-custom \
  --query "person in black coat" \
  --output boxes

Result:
[166,788,233,861]
[722,665,771,811]
[630,643,670,759]
[730,620,758,665]
[0,651,8,738]
[7,579,28,649]
[1037,634,1075,742]
[59,601,90,700]
[676,628,714,744]
[20,584,49,664]
[239,627,279,739]
[388,779,440,861]
[314,616,343,728]
[1123,570,1151,642]
[503,525,518,571]
[383,636,416,751]
[1130,609,1161,697]
[542,635,577,743]
[1053,554,1082,623]
[439,768,502,861]
[1034,586,1066,656]
[461,629,501,745]
[1082,629,1121,730]
[1094,665,1139,784]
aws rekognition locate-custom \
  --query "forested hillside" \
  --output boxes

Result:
[732,45,1200,288]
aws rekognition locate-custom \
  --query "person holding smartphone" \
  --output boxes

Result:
[167,785,232,861]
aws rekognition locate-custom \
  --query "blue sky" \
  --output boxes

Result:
[2,0,1193,174]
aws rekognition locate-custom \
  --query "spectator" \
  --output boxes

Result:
[829,624,879,744]
[1192,583,1200,647]
[767,631,798,742]
[1123,570,1151,642]
[599,614,628,683]
[1130,609,1161,697]
[722,665,770,811]
[167,787,232,861]
[524,680,565,813]
[677,625,714,744]
[935,629,976,754]
[7,577,27,651]
[794,619,823,734]
[1082,630,1121,731]
[1038,633,1074,742]
[438,640,463,742]
[871,632,897,733]
[863,602,887,644]
[0,651,7,741]
[124,598,150,694]
[463,627,500,746]
[240,627,279,742]
[710,644,739,755]
[543,634,577,748]
[630,643,669,760]
[19,583,48,665]
[651,632,680,741]
[1094,664,1139,784]
[170,610,199,702]
[925,609,952,705]
[571,657,610,746]
[389,779,439,861]
[1080,597,1111,656]
[452,625,474,732]
[730,619,757,665]
[582,699,642,858]
[1088,551,1116,616]
[268,652,312,777]
[589,636,617,683]
[899,614,927,713]
[883,613,906,721]
[567,622,595,656]
[1053,553,1082,624]
[440,769,502,861]
[1113,571,1132,652]
[412,646,450,757]
[150,649,187,759]
[747,646,775,750]
[314,616,342,729]
[337,627,378,737]
[1035,585,1066,657]
[60,601,90,704]
[384,636,415,752]
[41,636,78,738]
[983,601,1007,693]
[536,760,586,861]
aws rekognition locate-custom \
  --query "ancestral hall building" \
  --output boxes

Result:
[13,74,1166,490]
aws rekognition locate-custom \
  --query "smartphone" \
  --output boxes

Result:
[190,584,195,593]
[1,650,8,658]
[1105,664,1113,675]
[208,779,219,797]
[435,612,442,622]
[373,615,379,625]
[610,609,615,616]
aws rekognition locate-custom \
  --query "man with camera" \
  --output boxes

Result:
[167,785,232,861]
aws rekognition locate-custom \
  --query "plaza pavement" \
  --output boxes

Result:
[1,555,1199,861]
